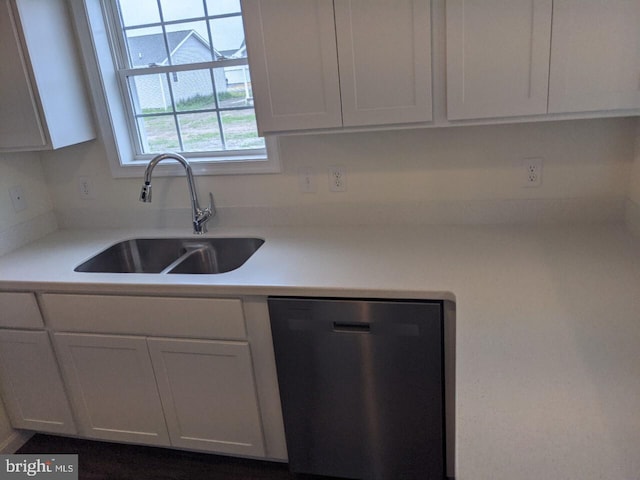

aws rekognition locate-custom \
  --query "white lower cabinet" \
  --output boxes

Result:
[0,329,76,434]
[41,293,270,457]
[148,338,265,456]
[53,332,266,455]
[53,333,171,446]
[0,292,278,459]
[0,292,76,435]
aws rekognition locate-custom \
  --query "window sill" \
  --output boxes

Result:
[108,137,281,178]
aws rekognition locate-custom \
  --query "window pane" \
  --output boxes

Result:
[220,110,264,150]
[125,26,167,68]
[159,0,205,22]
[138,116,180,152]
[178,113,222,151]
[173,70,215,112]
[129,73,172,114]
[165,22,212,65]
[109,0,267,161]
[206,0,241,16]
[117,0,160,27]
[214,66,252,108]
[209,16,245,59]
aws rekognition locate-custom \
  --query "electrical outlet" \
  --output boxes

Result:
[298,167,316,193]
[329,166,347,192]
[523,158,543,187]
[9,186,27,212]
[78,176,95,199]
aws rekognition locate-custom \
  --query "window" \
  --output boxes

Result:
[72,0,279,177]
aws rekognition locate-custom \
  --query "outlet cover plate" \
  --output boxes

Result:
[9,186,27,212]
[329,166,347,192]
[78,176,95,199]
[522,157,543,188]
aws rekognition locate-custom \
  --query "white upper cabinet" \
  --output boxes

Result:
[446,0,553,120]
[334,0,432,126]
[0,0,94,152]
[548,0,640,114]
[242,1,342,132]
[242,0,432,133]
[0,2,43,150]
[446,0,640,121]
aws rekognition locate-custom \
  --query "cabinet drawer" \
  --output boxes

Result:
[0,292,44,328]
[41,294,246,340]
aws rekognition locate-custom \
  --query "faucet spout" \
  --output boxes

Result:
[139,153,215,234]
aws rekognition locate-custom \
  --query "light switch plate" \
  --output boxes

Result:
[298,167,316,193]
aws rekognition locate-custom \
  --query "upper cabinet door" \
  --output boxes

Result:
[334,0,432,126]
[548,0,640,113]
[0,0,95,152]
[446,0,552,120]
[0,0,47,149]
[242,0,342,133]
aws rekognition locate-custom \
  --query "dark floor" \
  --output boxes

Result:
[17,434,331,480]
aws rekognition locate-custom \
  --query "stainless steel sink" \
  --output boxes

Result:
[74,238,264,274]
[166,238,265,274]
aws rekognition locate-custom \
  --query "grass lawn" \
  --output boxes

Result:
[138,91,264,152]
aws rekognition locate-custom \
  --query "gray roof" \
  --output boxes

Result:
[219,40,246,59]
[127,30,206,67]
[127,30,246,67]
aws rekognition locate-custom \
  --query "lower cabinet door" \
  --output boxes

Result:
[0,329,76,434]
[53,333,170,446]
[148,338,266,456]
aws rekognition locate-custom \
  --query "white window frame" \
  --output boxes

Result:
[69,0,280,178]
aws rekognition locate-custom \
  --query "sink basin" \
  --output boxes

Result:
[75,238,264,274]
[167,238,265,274]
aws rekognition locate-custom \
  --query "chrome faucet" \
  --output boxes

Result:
[139,153,215,234]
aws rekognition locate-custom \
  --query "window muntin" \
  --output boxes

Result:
[106,0,263,158]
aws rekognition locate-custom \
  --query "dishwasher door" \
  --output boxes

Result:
[268,297,444,480]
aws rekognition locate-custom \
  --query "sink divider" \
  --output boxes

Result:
[160,247,209,274]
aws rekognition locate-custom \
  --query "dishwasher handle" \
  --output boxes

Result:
[333,321,370,333]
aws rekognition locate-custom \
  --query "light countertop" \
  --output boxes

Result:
[1,224,639,480]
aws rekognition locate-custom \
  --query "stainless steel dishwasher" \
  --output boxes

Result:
[268,297,445,480]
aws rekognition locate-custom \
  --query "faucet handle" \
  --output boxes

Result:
[193,193,216,234]
[206,192,216,217]
[140,182,152,203]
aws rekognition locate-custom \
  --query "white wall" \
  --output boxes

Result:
[0,154,52,446]
[0,152,57,255]
[625,122,640,235]
[41,117,636,230]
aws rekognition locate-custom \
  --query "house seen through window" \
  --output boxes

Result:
[107,0,264,158]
